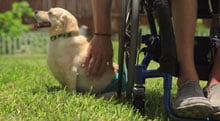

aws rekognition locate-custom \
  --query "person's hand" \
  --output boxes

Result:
[83,35,113,77]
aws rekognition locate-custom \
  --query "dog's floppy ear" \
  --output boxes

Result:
[60,14,68,28]
[60,14,79,33]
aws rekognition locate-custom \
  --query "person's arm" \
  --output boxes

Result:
[92,0,112,34]
[83,0,113,76]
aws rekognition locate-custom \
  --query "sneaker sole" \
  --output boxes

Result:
[211,111,220,120]
[174,97,213,118]
[211,107,220,121]
[174,101,213,119]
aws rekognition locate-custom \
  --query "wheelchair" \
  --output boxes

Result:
[117,0,220,120]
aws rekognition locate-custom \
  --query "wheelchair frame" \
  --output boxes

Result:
[117,0,220,120]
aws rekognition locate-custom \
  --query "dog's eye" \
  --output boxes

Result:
[48,11,53,15]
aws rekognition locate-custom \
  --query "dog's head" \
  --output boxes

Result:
[35,8,79,35]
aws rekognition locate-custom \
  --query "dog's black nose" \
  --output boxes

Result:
[34,11,38,15]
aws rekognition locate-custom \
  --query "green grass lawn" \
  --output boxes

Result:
[0,40,209,121]
[0,55,145,121]
[1,40,203,121]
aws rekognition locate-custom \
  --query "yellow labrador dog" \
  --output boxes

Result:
[35,8,126,95]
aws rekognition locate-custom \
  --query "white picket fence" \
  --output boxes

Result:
[0,27,208,55]
[0,32,50,55]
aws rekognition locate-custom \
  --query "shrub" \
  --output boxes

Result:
[0,1,34,38]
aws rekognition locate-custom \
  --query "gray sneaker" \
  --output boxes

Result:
[173,81,213,118]
[204,83,220,120]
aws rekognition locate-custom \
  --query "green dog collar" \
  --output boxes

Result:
[50,32,77,41]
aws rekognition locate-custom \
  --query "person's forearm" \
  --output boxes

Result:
[92,0,112,34]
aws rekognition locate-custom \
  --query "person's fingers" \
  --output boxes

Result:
[97,59,107,76]
[82,54,91,68]
[90,56,102,76]
[87,56,96,74]
[108,60,114,69]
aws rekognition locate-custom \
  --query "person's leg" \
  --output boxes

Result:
[172,0,198,83]
[206,46,220,119]
[171,0,213,118]
[209,47,220,88]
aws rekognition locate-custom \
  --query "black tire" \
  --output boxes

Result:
[117,0,128,97]
[118,0,141,100]
[126,0,141,99]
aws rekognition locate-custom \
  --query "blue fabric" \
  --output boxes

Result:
[101,69,127,93]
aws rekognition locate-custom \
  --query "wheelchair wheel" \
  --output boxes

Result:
[118,0,145,115]
[118,0,176,117]
[128,0,141,99]
[117,0,128,98]
[118,0,141,99]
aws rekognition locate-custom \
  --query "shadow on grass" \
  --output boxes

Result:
[32,83,174,120]
[32,85,64,95]
[144,89,176,120]
[46,85,64,92]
